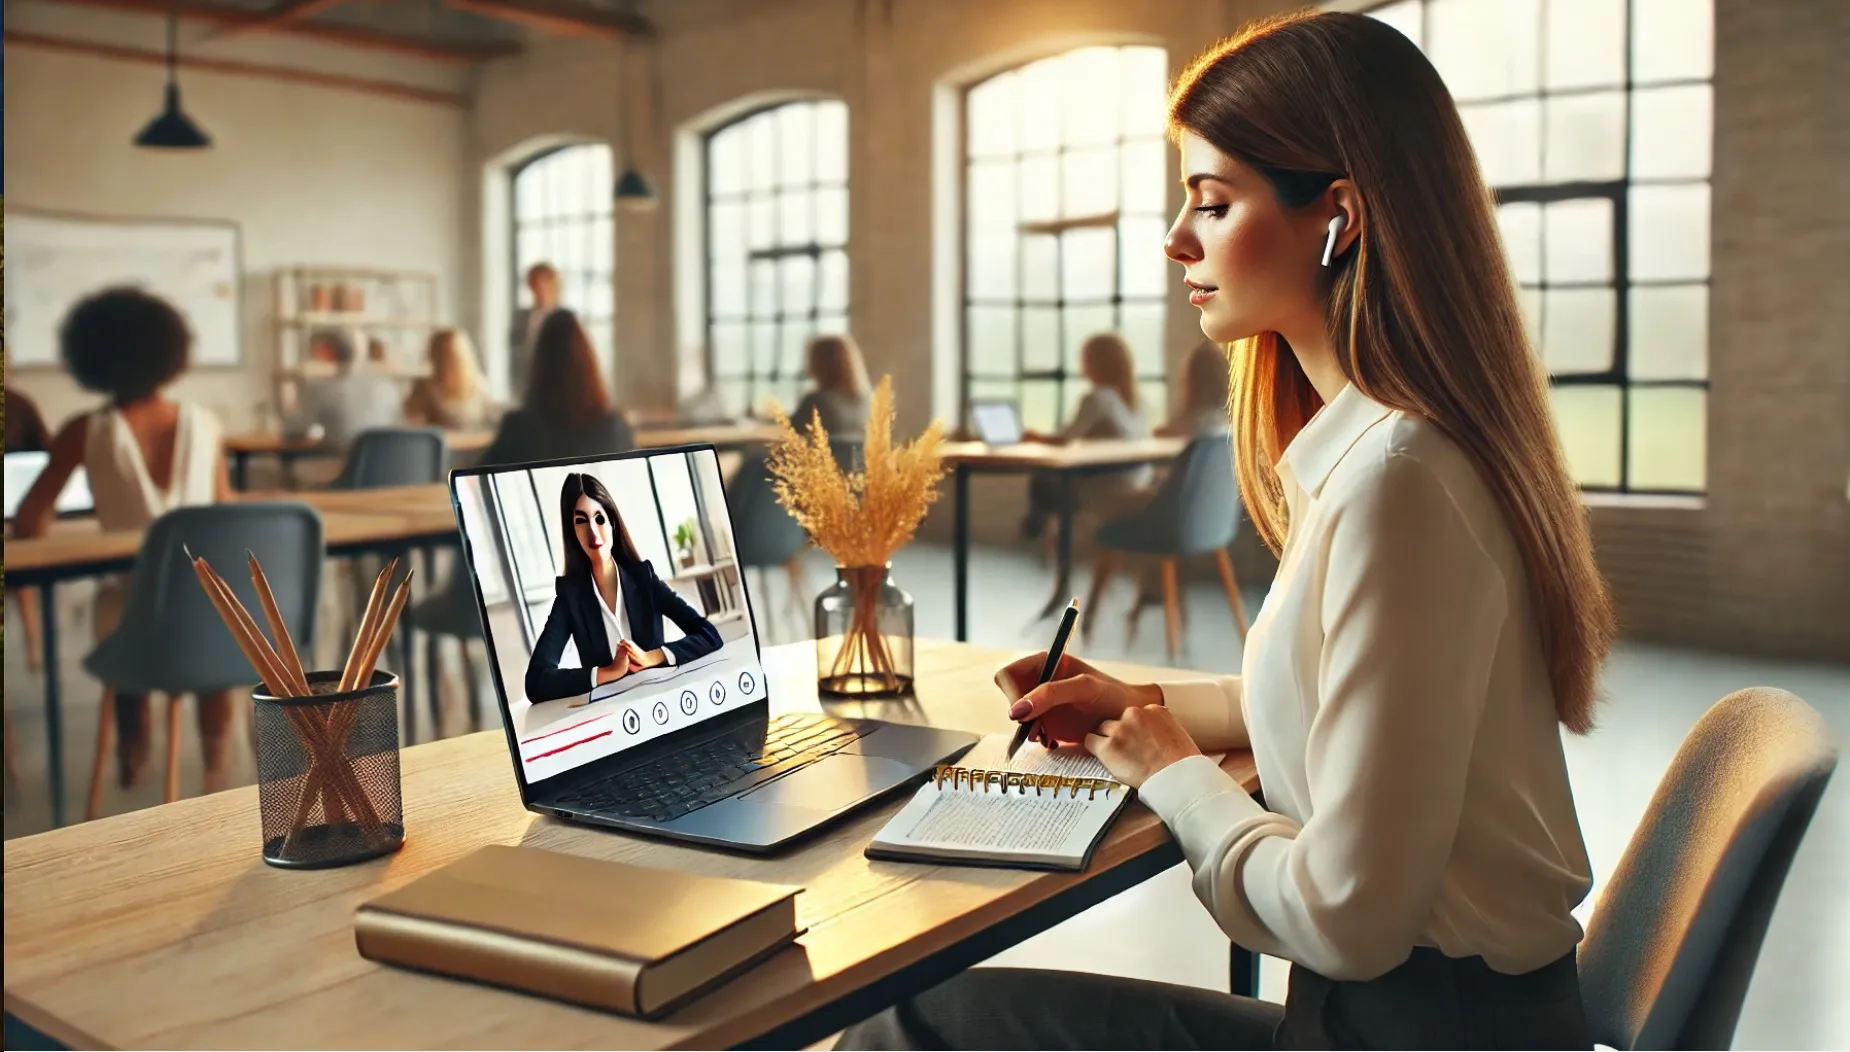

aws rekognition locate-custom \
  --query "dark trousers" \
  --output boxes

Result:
[1022,470,1073,538]
[838,949,1588,1050]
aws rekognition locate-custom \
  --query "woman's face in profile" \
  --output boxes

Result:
[1164,132,1321,344]
[572,494,613,561]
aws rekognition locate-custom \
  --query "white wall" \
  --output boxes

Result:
[2,0,470,433]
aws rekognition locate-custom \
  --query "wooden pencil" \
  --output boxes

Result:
[248,553,310,698]
[340,559,398,692]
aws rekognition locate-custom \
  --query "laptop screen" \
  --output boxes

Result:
[970,401,1023,446]
[451,447,767,785]
[4,451,95,520]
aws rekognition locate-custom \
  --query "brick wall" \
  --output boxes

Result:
[468,0,1848,662]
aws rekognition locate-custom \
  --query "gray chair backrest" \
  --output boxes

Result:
[726,449,809,569]
[1098,434,1241,555]
[1579,687,1837,1050]
[339,427,448,489]
[830,439,864,474]
[83,502,325,695]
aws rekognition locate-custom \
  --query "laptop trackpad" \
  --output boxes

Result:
[741,754,911,813]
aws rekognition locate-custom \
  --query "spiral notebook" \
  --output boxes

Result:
[865,734,1131,871]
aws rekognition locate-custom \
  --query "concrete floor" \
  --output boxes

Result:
[6,540,1847,1048]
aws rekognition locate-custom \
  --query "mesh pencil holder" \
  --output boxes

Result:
[253,670,406,869]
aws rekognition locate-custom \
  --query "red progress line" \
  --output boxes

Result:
[526,729,612,761]
[520,710,608,745]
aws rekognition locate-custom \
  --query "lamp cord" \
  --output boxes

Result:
[166,4,179,86]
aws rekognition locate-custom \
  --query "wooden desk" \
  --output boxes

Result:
[3,639,1256,1050]
[222,432,493,489]
[637,421,782,451]
[940,438,1187,641]
[4,485,460,828]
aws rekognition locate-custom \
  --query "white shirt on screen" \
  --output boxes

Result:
[1136,381,1593,982]
[587,568,674,690]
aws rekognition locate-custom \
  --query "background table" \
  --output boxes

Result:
[222,431,493,489]
[940,438,1187,641]
[223,421,782,490]
[3,639,1256,1050]
[4,484,460,827]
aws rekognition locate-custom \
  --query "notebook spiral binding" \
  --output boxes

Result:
[932,765,1119,800]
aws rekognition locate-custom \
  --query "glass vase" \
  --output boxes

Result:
[815,565,915,697]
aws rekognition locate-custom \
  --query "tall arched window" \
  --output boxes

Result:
[962,45,1170,432]
[1363,0,1712,492]
[703,99,850,415]
[509,142,616,378]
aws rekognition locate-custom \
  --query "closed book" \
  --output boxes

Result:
[354,845,801,1018]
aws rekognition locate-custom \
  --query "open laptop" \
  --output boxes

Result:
[4,451,95,521]
[449,443,978,853]
[969,400,1024,446]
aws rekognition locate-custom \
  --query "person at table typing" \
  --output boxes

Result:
[789,333,872,442]
[1017,331,1153,542]
[523,471,722,704]
[843,11,1608,1049]
[13,288,236,793]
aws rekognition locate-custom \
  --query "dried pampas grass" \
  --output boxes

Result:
[768,377,945,693]
[767,376,946,568]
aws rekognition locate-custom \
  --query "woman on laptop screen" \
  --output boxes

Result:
[524,472,723,703]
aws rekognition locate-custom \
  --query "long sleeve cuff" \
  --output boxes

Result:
[1139,754,1262,831]
[1138,754,1300,954]
[1160,677,1245,750]
[662,648,677,667]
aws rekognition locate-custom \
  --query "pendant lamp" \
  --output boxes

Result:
[614,38,658,212]
[135,5,211,149]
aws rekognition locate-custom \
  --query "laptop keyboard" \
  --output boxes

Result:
[555,713,871,823]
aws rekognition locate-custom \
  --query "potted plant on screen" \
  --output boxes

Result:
[767,377,945,697]
[673,520,699,570]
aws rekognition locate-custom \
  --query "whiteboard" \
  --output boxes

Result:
[3,209,242,368]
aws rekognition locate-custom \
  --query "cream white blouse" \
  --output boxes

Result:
[1138,383,1593,982]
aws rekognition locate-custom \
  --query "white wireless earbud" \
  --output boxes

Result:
[1321,214,1348,267]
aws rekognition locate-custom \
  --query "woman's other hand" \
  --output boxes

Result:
[619,639,668,670]
[1084,704,1202,788]
[995,651,1163,747]
[594,648,633,685]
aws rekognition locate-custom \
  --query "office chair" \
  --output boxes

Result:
[1579,686,1837,1049]
[726,449,811,642]
[83,503,323,817]
[1089,434,1247,660]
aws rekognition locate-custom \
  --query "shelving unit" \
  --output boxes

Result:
[272,265,441,381]
[667,556,747,626]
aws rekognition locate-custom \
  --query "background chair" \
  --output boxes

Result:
[83,502,324,818]
[335,427,448,490]
[1087,435,1247,660]
[1579,686,1838,1050]
[404,566,488,738]
[726,449,811,642]
[333,426,448,725]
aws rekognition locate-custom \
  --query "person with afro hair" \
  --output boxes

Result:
[14,287,234,800]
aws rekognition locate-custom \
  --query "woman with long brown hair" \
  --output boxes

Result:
[791,332,872,440]
[479,309,635,466]
[844,11,1612,1048]
[1155,338,1233,439]
[523,471,720,704]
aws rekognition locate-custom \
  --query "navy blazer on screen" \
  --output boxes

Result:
[523,559,723,703]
